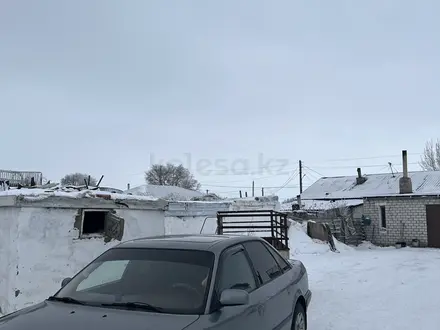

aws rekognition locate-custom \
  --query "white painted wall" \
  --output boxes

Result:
[165,216,218,235]
[3,207,164,314]
[164,200,281,236]
[0,207,20,316]
[1,199,280,314]
[228,200,281,237]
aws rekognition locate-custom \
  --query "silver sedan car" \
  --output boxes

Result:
[0,235,311,330]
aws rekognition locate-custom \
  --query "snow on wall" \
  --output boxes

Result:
[2,207,164,314]
[165,216,218,235]
[165,199,281,236]
[0,207,20,316]
[227,199,281,237]
[1,198,281,314]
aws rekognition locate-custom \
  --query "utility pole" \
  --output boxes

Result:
[261,187,264,196]
[252,181,255,197]
[299,160,303,194]
[206,189,209,194]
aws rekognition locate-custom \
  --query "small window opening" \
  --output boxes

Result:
[76,209,125,241]
[379,206,386,228]
[82,210,107,235]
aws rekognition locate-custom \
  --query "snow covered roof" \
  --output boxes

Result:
[281,199,363,211]
[302,170,440,200]
[124,184,203,201]
[0,188,156,200]
[225,195,279,203]
[0,187,168,209]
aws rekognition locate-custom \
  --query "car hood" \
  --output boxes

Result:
[0,301,200,330]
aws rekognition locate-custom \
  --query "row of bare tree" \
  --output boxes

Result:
[61,163,200,190]
[420,139,440,171]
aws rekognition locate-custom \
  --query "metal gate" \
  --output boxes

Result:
[216,210,289,251]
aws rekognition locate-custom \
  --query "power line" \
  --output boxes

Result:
[126,153,423,177]
[200,173,287,185]
[303,165,325,178]
[310,162,420,169]
[173,160,421,176]
[201,160,420,191]
[201,184,303,189]
[315,153,422,162]
[202,185,310,192]
[269,169,299,195]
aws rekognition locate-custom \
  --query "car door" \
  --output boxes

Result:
[207,244,265,330]
[262,241,297,323]
[243,240,293,330]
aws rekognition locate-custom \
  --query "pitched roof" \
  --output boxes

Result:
[124,184,203,200]
[301,170,440,200]
[281,199,364,211]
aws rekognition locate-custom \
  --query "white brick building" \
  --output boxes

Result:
[299,151,440,248]
[363,195,440,247]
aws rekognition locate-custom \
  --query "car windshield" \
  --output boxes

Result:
[55,248,214,315]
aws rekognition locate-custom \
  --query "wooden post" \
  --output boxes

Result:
[239,190,242,198]
[216,214,223,235]
[252,181,255,197]
[262,187,264,196]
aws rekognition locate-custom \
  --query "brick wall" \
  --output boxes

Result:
[363,196,440,247]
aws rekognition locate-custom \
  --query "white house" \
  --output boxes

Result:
[0,188,281,314]
[0,188,167,314]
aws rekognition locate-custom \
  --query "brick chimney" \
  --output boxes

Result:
[399,150,412,194]
[356,168,367,184]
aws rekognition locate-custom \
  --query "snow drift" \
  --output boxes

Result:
[288,220,353,257]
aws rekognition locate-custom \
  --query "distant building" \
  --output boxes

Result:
[0,170,43,187]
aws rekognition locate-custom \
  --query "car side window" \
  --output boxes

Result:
[263,242,292,272]
[243,241,283,285]
[217,248,257,293]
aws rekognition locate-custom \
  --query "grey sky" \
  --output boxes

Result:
[1,0,439,199]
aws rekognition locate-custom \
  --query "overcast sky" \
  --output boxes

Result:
[1,0,439,199]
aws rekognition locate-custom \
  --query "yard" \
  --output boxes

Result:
[2,221,440,329]
[296,244,440,329]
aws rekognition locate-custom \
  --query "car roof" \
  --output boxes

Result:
[115,234,264,254]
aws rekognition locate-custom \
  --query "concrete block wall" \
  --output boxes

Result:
[363,197,440,247]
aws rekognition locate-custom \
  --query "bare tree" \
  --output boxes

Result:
[420,139,440,171]
[61,173,97,186]
[145,163,200,190]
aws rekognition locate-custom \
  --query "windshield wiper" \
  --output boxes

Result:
[101,302,164,313]
[47,296,86,305]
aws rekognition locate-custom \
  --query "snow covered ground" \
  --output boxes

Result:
[290,222,440,329]
[2,220,440,329]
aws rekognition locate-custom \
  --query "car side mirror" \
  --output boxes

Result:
[61,277,72,288]
[219,289,249,306]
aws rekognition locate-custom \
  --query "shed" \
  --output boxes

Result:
[0,188,167,315]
